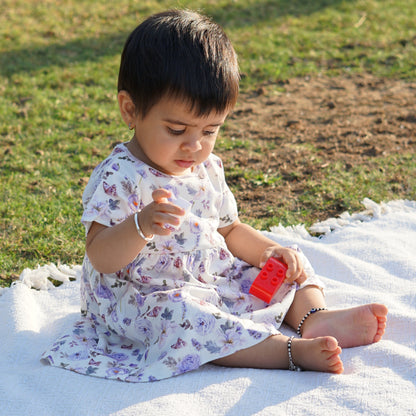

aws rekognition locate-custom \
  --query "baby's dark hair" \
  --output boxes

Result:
[117,9,240,117]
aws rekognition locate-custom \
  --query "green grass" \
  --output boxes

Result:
[1,0,416,284]
[220,138,416,230]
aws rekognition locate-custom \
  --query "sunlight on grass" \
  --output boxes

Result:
[1,0,415,283]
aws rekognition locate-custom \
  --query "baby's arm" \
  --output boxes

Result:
[86,189,185,274]
[219,220,307,284]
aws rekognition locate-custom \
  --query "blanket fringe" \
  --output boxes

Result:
[14,198,416,291]
[18,263,82,291]
[271,198,415,236]
[308,198,415,234]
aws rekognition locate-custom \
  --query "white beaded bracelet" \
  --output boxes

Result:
[134,212,154,242]
[296,307,327,336]
[287,336,302,371]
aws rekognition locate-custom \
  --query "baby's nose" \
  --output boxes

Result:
[182,136,202,151]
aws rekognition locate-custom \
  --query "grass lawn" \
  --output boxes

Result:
[1,0,415,284]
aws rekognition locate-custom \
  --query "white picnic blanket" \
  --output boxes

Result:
[1,199,415,416]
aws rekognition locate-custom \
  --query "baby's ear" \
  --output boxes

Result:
[118,90,136,125]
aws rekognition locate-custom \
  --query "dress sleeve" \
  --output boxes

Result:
[208,154,239,228]
[81,157,145,235]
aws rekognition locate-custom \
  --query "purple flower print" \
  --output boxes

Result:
[190,220,202,234]
[109,305,119,322]
[149,167,167,177]
[185,255,195,271]
[248,329,263,340]
[68,350,89,361]
[126,372,145,382]
[240,279,252,294]
[138,274,152,284]
[128,194,140,211]
[219,248,230,260]
[201,199,210,210]
[219,328,242,354]
[191,338,203,351]
[105,352,129,362]
[203,159,212,169]
[106,366,129,378]
[168,291,183,302]
[199,262,206,274]
[147,306,162,318]
[95,284,114,300]
[194,313,216,336]
[158,320,178,348]
[89,358,101,366]
[170,338,186,349]
[103,181,117,196]
[137,168,148,178]
[108,199,120,211]
[135,293,146,307]
[177,354,201,374]
[173,257,183,268]
[231,294,250,312]
[72,333,96,349]
[155,255,171,272]
[162,240,176,252]
[88,201,107,217]
[44,354,55,364]
[135,318,154,340]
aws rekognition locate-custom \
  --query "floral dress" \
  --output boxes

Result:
[41,143,322,382]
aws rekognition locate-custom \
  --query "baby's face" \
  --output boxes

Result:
[129,95,229,176]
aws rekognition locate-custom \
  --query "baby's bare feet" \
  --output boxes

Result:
[301,304,388,348]
[291,336,343,374]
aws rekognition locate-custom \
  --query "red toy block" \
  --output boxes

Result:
[249,257,288,303]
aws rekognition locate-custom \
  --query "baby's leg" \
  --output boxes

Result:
[212,334,343,374]
[284,286,388,348]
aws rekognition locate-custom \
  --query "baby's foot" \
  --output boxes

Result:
[290,336,343,374]
[301,304,388,348]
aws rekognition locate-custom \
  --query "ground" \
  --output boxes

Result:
[2,74,415,286]
[221,73,416,224]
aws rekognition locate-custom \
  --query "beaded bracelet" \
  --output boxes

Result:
[296,307,327,337]
[287,336,302,371]
[134,212,154,242]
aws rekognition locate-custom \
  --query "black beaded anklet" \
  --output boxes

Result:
[287,336,302,371]
[296,307,327,337]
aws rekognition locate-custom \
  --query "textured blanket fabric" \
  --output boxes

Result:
[1,199,415,416]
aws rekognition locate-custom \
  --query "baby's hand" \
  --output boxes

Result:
[165,195,192,230]
[137,189,188,237]
[259,246,307,285]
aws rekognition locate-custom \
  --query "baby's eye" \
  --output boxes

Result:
[203,130,216,136]
[168,127,185,136]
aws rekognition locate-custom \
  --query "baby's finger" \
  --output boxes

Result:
[283,253,303,281]
[152,188,172,203]
[295,270,308,285]
[150,222,173,236]
[152,193,186,218]
[285,262,297,282]
[259,249,273,268]
[153,211,181,227]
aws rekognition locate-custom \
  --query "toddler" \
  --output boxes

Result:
[41,9,387,382]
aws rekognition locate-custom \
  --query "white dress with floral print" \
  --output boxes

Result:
[41,143,322,382]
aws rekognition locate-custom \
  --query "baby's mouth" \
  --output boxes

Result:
[175,160,194,168]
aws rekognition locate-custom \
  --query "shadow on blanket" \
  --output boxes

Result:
[1,199,415,416]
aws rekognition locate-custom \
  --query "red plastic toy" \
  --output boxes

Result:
[249,257,288,303]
